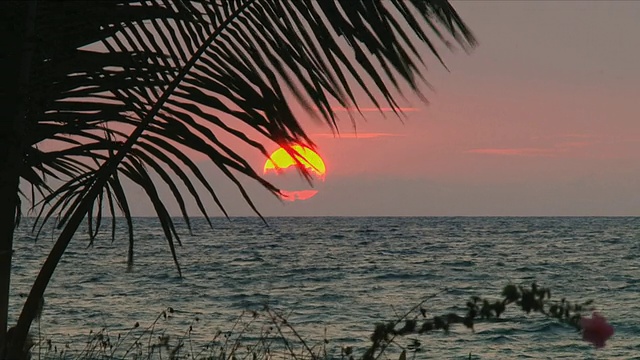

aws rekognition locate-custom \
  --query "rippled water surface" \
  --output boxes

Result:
[10,217,640,359]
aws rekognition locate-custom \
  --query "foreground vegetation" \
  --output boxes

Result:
[29,283,612,360]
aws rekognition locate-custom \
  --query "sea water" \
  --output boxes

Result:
[9,217,640,359]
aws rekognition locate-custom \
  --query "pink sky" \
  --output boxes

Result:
[126,1,640,216]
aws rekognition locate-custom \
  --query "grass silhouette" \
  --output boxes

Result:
[28,283,602,360]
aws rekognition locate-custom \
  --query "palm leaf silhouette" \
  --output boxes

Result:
[2,1,475,356]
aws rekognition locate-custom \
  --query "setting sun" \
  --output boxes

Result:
[263,145,326,201]
[264,145,326,178]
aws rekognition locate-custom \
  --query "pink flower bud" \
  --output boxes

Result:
[579,312,614,348]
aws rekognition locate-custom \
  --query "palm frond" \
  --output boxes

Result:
[23,0,475,270]
[9,2,475,350]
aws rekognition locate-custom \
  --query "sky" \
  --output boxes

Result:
[129,1,640,217]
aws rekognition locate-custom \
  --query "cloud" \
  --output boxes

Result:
[313,132,403,139]
[556,141,594,148]
[562,133,596,139]
[466,139,597,157]
[314,106,420,113]
[530,133,596,141]
[466,148,560,157]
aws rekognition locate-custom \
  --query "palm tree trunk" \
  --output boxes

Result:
[0,36,24,356]
[0,148,20,358]
[0,1,37,357]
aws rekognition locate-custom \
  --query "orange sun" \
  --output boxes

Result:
[263,145,326,201]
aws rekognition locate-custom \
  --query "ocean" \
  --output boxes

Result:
[9,217,640,359]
